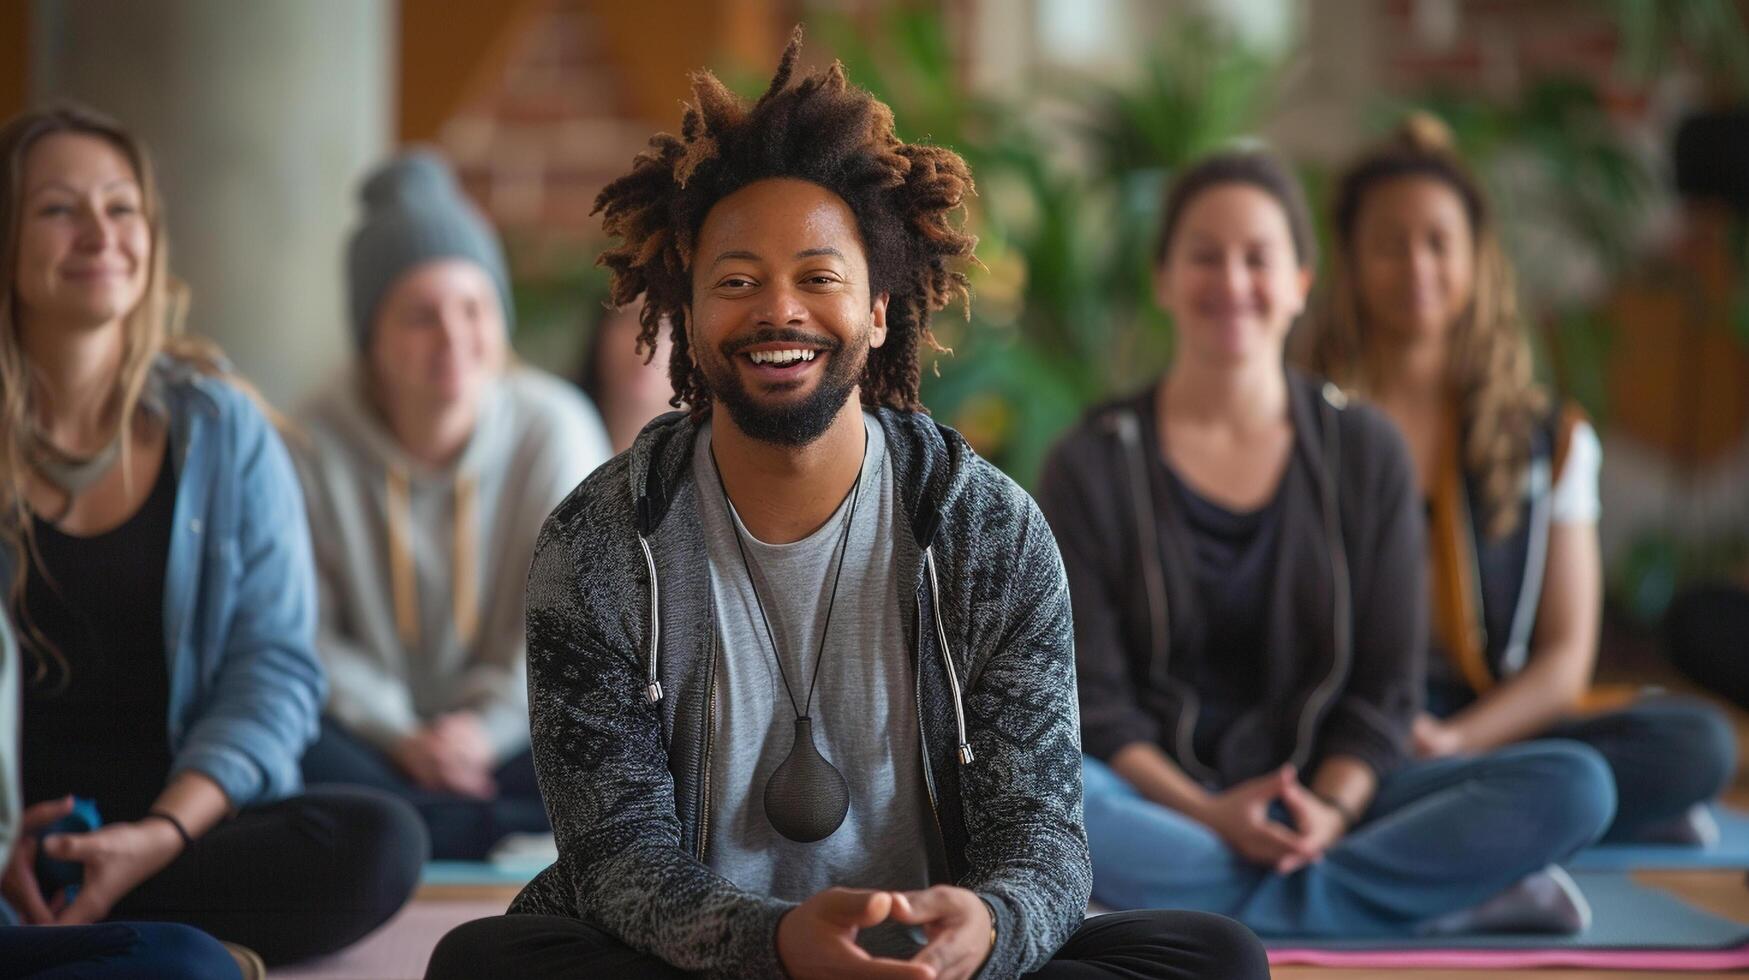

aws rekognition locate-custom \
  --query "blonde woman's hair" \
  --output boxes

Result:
[0,104,230,686]
[1298,112,1547,538]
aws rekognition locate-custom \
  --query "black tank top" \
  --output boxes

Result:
[21,442,177,821]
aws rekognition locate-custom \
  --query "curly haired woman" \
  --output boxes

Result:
[1298,114,1735,848]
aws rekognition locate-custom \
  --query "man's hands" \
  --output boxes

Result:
[393,711,497,798]
[0,797,186,925]
[778,885,996,980]
[1192,765,1348,874]
[777,888,937,980]
[890,886,995,980]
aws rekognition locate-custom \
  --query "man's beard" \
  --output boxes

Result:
[703,327,867,447]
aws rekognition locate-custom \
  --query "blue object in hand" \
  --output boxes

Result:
[34,797,101,903]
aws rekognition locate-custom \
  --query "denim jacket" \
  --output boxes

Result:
[1,357,323,809]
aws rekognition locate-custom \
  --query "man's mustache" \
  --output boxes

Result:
[721,328,843,357]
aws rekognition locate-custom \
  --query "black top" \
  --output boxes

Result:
[1160,463,1285,763]
[21,443,177,821]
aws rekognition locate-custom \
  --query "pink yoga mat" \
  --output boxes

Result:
[1267,943,1749,970]
[268,899,506,980]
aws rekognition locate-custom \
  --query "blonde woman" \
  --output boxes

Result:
[0,106,423,967]
[1299,115,1734,846]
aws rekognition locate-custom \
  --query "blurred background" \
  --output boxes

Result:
[7,0,1749,631]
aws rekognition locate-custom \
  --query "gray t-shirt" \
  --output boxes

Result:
[695,416,938,940]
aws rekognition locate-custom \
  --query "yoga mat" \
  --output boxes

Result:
[420,860,544,887]
[268,899,504,980]
[1264,871,1749,970]
[1571,805,1749,871]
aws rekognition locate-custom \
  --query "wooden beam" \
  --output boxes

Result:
[397,0,549,143]
[0,2,28,120]
[587,0,784,128]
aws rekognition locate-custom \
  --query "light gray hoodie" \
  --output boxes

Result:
[292,365,610,762]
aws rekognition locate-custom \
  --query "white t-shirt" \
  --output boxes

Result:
[1551,419,1602,525]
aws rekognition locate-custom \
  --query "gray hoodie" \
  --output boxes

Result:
[292,365,610,761]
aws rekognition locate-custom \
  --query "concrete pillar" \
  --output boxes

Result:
[30,0,392,408]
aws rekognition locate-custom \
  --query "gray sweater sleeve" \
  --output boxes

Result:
[463,375,613,761]
[955,483,1093,976]
[525,498,793,978]
[294,444,421,752]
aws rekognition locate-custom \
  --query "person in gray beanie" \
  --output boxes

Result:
[294,149,612,860]
[345,150,515,349]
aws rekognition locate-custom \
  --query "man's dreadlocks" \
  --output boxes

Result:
[592,27,976,415]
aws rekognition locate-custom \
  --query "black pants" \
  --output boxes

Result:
[111,786,426,965]
[1,922,240,980]
[1667,582,1749,708]
[424,909,1269,980]
[301,716,550,860]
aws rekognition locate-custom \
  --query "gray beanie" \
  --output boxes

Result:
[346,149,513,349]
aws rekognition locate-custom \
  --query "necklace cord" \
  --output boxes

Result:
[709,435,865,720]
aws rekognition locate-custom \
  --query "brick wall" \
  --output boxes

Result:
[435,0,652,263]
[1380,0,1623,97]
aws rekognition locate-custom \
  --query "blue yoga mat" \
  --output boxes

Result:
[1265,871,1749,950]
[421,861,545,886]
[1570,805,1749,871]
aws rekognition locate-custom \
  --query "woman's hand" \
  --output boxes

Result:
[1193,765,1318,873]
[1,795,76,924]
[1278,781,1348,873]
[38,817,186,924]
[394,715,496,799]
[1412,713,1464,759]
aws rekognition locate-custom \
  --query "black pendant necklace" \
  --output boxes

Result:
[710,442,863,844]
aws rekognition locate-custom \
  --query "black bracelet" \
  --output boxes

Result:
[144,810,194,849]
[1310,790,1360,828]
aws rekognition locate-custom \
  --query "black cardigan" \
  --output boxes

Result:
[1037,370,1426,788]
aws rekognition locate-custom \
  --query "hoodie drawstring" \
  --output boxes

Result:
[453,474,480,647]
[386,465,419,647]
[639,531,664,704]
[637,532,972,766]
[924,546,975,765]
[385,464,482,651]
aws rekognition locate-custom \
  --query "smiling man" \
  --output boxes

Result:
[425,31,1266,980]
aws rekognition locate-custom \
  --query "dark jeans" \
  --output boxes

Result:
[424,909,1269,980]
[301,716,549,860]
[1428,679,1735,845]
[1,922,239,980]
[110,786,426,965]
[1543,697,1737,843]
[1667,583,1749,708]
